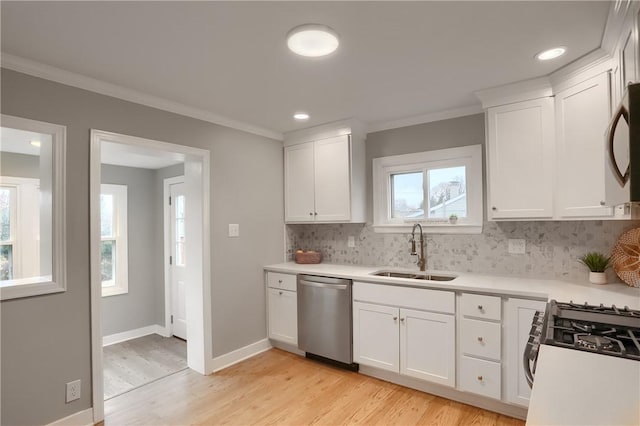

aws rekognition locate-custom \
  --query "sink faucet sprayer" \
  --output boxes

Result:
[410,223,426,271]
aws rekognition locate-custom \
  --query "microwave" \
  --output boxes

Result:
[606,83,640,212]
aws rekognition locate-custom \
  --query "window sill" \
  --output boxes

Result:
[0,275,65,300]
[372,223,483,234]
[101,286,128,297]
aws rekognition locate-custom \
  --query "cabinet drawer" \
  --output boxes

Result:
[460,318,501,361]
[266,272,297,291]
[353,282,455,314]
[460,293,501,320]
[459,355,501,400]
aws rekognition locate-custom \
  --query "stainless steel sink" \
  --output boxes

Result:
[371,270,457,282]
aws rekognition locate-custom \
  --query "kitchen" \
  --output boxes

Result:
[1,1,639,426]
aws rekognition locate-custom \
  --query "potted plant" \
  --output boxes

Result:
[578,252,611,284]
[449,213,458,224]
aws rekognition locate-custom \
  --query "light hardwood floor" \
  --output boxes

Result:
[103,334,187,399]
[104,348,524,425]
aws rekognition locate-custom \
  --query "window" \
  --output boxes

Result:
[0,186,17,280]
[101,184,128,296]
[373,145,483,234]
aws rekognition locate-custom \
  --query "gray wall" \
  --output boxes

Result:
[0,69,284,426]
[101,164,160,337]
[286,114,640,282]
[0,152,40,178]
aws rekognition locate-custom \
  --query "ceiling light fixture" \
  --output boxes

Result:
[30,140,41,147]
[287,24,339,57]
[293,112,310,121]
[535,47,567,61]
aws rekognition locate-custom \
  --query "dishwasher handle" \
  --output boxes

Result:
[298,279,348,290]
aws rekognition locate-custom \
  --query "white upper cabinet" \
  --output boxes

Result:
[486,97,555,219]
[283,120,366,224]
[555,72,613,218]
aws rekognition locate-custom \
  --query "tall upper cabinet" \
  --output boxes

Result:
[284,120,366,223]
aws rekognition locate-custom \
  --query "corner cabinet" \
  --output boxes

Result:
[486,97,555,220]
[284,120,366,223]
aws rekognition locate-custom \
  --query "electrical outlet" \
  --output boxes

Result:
[228,223,240,237]
[347,236,355,248]
[508,239,526,254]
[66,380,81,403]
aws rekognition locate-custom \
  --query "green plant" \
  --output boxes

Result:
[449,214,458,219]
[578,252,611,272]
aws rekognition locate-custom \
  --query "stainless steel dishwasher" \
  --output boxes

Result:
[297,274,357,369]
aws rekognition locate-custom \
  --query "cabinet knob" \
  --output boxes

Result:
[314,212,318,216]
[400,318,405,323]
[477,336,484,342]
[477,305,483,311]
[393,316,398,321]
[278,279,282,283]
[279,291,283,295]
[600,201,606,206]
[477,375,483,381]
[492,206,497,211]
[309,212,313,216]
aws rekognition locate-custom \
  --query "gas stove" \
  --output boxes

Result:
[541,300,640,361]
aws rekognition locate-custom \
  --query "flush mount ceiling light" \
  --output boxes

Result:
[287,24,339,57]
[30,140,41,147]
[535,46,567,61]
[293,112,310,121]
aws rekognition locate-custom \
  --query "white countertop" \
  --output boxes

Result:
[264,262,640,308]
[527,345,640,426]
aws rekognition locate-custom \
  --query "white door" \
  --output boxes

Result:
[505,298,547,407]
[284,142,316,222]
[487,98,555,219]
[555,72,612,218]
[353,302,399,372]
[170,182,187,340]
[267,288,298,345]
[314,135,351,221]
[400,308,456,387]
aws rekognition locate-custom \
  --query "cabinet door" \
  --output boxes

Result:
[556,73,612,218]
[353,302,399,372]
[284,142,315,222]
[400,308,455,387]
[487,98,555,219]
[268,288,297,345]
[504,298,546,407]
[313,135,351,222]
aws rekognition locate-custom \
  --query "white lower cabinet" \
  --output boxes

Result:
[353,298,456,387]
[459,355,502,399]
[266,272,298,346]
[505,298,547,407]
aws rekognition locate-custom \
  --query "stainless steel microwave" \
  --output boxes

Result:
[606,83,640,209]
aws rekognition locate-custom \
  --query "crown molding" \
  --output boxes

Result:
[1,53,284,141]
[366,104,483,134]
[475,77,553,109]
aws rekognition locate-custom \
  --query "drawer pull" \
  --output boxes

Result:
[477,336,484,342]
[279,291,283,295]
[278,279,283,283]
[477,375,483,381]
[477,305,483,311]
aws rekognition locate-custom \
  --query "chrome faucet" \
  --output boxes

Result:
[410,223,426,271]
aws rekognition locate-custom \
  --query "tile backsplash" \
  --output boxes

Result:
[286,220,640,282]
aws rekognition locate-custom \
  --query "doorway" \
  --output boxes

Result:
[89,130,212,423]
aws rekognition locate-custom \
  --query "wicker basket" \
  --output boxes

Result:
[295,251,322,264]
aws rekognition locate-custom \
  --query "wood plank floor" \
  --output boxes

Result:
[103,334,187,399]
[104,348,524,425]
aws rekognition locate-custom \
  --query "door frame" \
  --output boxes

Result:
[163,175,185,338]
[89,130,212,423]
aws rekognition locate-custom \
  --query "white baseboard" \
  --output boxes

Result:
[47,408,94,426]
[210,338,272,373]
[102,324,167,346]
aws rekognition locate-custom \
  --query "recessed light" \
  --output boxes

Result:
[294,112,310,121]
[287,24,339,57]
[30,140,41,147]
[535,47,567,61]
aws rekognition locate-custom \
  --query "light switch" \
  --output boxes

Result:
[348,236,356,248]
[508,239,526,254]
[228,224,240,237]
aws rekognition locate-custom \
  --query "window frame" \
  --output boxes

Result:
[100,183,128,297]
[0,115,66,301]
[373,144,483,234]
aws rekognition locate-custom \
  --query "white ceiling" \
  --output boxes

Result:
[1,127,51,156]
[1,1,611,138]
